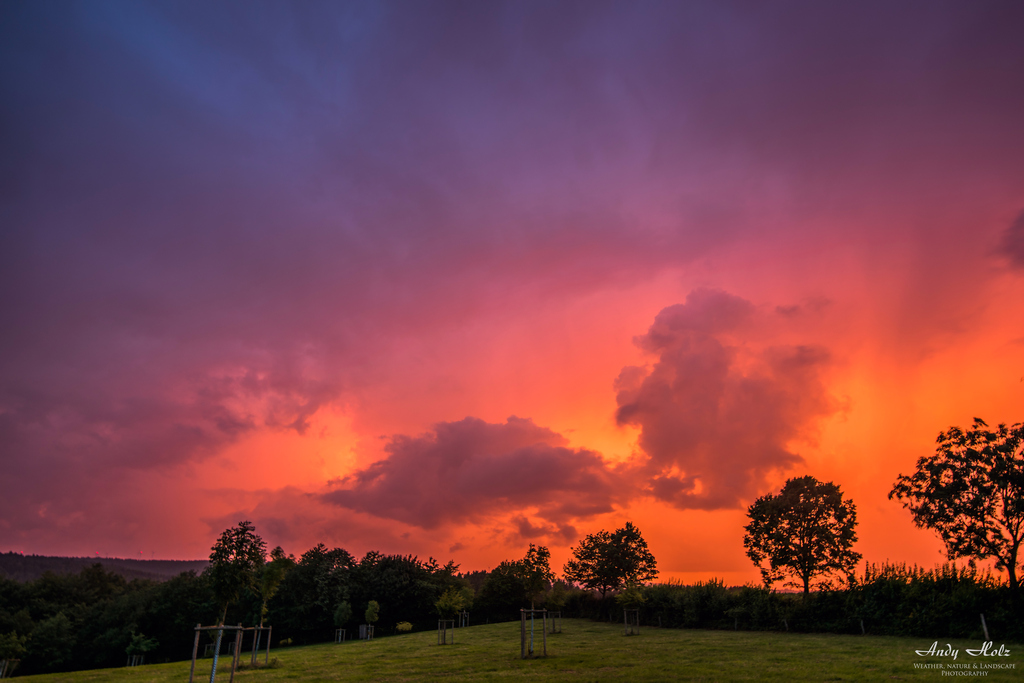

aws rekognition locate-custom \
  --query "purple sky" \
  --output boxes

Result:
[2,1,1023,580]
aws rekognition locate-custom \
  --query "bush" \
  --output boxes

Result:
[629,563,1022,640]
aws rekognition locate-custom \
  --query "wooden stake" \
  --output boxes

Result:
[189,624,200,683]
[520,610,526,659]
[542,610,547,656]
[228,625,241,683]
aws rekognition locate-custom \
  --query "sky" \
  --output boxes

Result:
[2,0,1023,585]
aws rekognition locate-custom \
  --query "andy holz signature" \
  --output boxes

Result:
[915,642,1012,660]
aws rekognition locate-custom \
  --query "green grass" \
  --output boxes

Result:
[17,620,1024,681]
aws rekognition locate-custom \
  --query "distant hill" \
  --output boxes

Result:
[0,552,208,583]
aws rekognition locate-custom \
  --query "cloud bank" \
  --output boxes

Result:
[320,290,836,536]
[2,2,1022,560]
[323,416,618,533]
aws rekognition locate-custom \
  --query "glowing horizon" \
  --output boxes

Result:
[2,1,1023,587]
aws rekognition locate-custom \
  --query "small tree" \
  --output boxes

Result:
[520,544,555,609]
[364,600,380,626]
[0,630,27,673]
[615,583,645,636]
[890,418,1023,591]
[744,476,861,595]
[563,522,658,597]
[614,583,646,609]
[434,588,465,618]
[125,630,158,663]
[546,580,570,610]
[0,632,26,660]
[334,601,352,628]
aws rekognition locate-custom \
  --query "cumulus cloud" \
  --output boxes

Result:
[615,289,836,510]
[322,416,619,530]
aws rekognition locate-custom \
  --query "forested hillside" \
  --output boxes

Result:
[0,553,208,583]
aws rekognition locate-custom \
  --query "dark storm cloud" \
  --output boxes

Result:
[2,0,1024,549]
[323,417,619,528]
[615,289,836,510]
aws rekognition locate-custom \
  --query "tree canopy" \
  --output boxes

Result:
[206,520,267,622]
[519,544,554,608]
[476,544,554,612]
[562,522,658,598]
[890,418,1024,591]
[743,476,861,595]
[434,587,466,618]
[364,600,380,624]
[257,546,294,626]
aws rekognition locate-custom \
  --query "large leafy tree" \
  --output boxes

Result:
[563,522,658,598]
[743,476,861,595]
[474,545,553,616]
[350,553,447,629]
[477,560,531,616]
[890,418,1024,591]
[206,520,267,623]
[271,544,354,642]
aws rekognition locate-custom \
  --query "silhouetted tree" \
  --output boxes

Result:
[205,521,265,670]
[349,553,459,632]
[271,544,354,642]
[890,418,1024,592]
[520,545,554,609]
[563,522,658,598]
[27,612,74,671]
[206,521,266,624]
[744,476,861,595]
[477,560,530,618]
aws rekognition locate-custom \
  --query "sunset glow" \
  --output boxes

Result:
[2,1,1023,587]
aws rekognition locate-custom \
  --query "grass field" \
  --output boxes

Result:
[15,619,1023,682]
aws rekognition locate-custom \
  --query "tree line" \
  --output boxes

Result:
[0,416,1019,675]
[0,520,657,676]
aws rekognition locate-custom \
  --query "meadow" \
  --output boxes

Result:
[14,619,1022,682]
